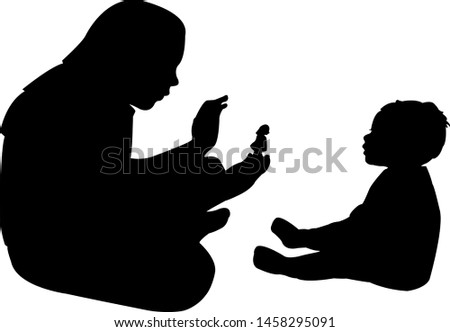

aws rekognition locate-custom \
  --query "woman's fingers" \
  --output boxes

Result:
[214,95,228,104]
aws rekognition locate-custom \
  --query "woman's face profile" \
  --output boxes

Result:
[124,38,185,110]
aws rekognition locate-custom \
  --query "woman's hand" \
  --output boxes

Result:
[192,95,228,154]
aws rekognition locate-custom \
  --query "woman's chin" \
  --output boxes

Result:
[130,100,157,111]
[132,94,169,110]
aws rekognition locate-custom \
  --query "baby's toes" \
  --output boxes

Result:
[253,246,286,275]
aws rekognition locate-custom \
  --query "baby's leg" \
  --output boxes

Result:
[253,246,349,281]
[271,218,347,251]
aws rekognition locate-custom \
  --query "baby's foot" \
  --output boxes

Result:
[253,246,287,275]
[271,218,306,248]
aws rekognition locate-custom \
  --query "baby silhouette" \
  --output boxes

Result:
[0,0,270,311]
[254,101,447,291]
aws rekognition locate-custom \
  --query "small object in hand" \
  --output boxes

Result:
[250,124,270,155]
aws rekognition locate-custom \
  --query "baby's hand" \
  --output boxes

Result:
[192,95,228,153]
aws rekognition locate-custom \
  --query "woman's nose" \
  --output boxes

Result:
[171,75,179,87]
[169,71,179,87]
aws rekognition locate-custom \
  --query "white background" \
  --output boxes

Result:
[1,0,450,331]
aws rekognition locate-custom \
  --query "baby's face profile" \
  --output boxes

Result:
[363,111,405,167]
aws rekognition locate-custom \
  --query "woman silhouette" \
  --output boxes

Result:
[0,0,269,311]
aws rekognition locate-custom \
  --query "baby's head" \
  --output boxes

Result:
[363,101,448,167]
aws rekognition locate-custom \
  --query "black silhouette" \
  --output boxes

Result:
[254,101,447,291]
[250,125,270,155]
[0,0,270,311]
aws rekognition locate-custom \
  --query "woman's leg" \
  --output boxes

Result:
[9,241,216,311]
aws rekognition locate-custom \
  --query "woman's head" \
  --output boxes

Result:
[64,0,186,109]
